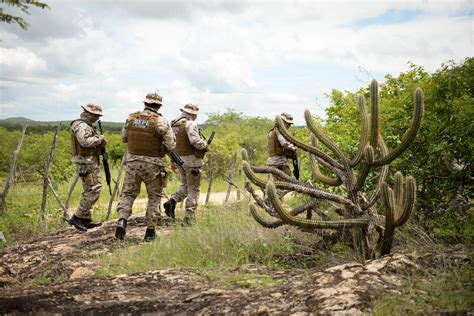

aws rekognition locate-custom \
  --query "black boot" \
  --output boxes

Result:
[81,218,103,229]
[143,228,156,242]
[68,215,87,232]
[115,218,127,240]
[164,199,177,219]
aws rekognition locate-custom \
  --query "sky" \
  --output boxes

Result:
[0,0,472,124]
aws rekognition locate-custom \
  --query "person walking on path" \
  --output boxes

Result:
[115,93,176,241]
[68,104,107,232]
[164,103,208,226]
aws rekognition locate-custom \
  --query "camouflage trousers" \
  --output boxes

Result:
[268,164,291,199]
[117,161,166,229]
[170,165,201,220]
[75,163,102,219]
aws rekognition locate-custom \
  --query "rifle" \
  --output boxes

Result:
[292,156,300,180]
[169,151,184,167]
[98,120,112,195]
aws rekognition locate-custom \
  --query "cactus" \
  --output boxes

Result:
[380,172,417,255]
[243,80,424,258]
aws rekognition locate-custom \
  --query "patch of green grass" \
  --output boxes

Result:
[223,273,278,288]
[372,265,474,314]
[33,275,52,286]
[95,201,301,275]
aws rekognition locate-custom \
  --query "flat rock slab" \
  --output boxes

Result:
[0,252,418,314]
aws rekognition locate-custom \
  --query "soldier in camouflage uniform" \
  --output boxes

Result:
[267,112,297,199]
[68,104,107,232]
[115,93,176,241]
[164,104,208,226]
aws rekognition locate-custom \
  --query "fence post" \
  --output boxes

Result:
[0,123,27,213]
[205,154,213,205]
[40,123,62,224]
[224,152,237,204]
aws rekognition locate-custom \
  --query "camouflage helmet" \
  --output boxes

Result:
[181,103,199,115]
[144,92,163,105]
[280,112,294,124]
[81,103,103,116]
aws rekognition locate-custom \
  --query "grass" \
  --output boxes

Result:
[372,264,474,314]
[95,201,302,275]
[0,168,245,247]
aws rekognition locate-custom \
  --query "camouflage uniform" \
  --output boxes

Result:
[116,104,176,231]
[168,104,208,223]
[267,113,297,198]
[70,111,105,220]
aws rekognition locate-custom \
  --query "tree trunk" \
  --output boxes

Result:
[39,123,62,224]
[0,124,27,213]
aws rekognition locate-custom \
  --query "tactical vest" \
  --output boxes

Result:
[70,120,101,157]
[126,111,165,157]
[267,128,285,157]
[172,118,196,156]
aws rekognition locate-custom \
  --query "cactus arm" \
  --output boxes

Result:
[305,109,350,166]
[266,181,369,229]
[369,80,380,148]
[245,182,278,216]
[381,182,395,255]
[249,198,322,229]
[243,159,353,206]
[309,134,342,186]
[374,88,424,167]
[362,135,389,210]
[393,176,416,226]
[276,181,354,206]
[275,115,343,170]
[394,172,404,214]
[351,94,370,166]
[243,161,268,188]
[252,166,300,184]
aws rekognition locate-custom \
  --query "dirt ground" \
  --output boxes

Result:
[0,193,456,314]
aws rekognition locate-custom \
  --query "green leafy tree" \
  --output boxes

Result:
[0,0,49,30]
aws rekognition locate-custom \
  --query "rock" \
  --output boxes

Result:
[70,267,94,279]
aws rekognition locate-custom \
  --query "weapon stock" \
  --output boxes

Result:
[169,151,184,167]
[98,120,112,195]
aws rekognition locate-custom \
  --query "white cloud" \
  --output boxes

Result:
[0,0,472,124]
[0,47,47,73]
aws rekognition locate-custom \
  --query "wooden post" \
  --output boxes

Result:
[39,123,62,224]
[224,152,237,204]
[205,154,213,205]
[0,124,27,213]
[236,169,242,200]
[65,173,80,211]
[106,150,127,220]
[47,176,69,220]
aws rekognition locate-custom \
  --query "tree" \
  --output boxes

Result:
[0,0,49,30]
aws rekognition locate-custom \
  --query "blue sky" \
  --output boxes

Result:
[0,0,472,124]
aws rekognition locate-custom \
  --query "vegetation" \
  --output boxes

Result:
[0,58,472,312]
[0,0,49,30]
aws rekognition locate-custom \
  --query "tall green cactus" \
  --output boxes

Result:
[380,172,417,255]
[243,80,424,258]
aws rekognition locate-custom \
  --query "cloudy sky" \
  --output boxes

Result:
[0,0,472,124]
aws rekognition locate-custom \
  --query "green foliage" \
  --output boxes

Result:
[201,110,273,178]
[0,0,49,30]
